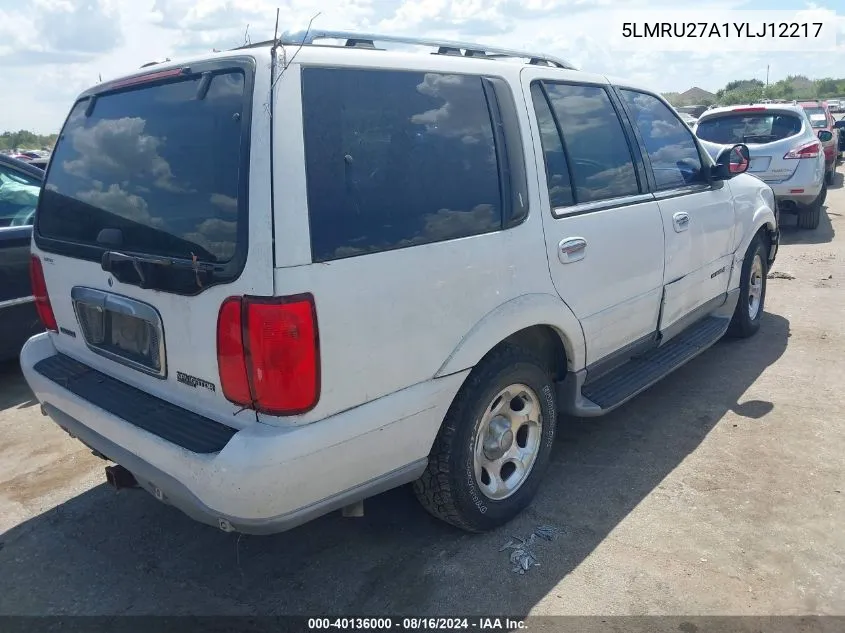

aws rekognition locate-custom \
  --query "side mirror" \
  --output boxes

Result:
[818,130,833,143]
[713,143,750,179]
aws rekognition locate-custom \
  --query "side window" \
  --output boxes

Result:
[543,82,640,203]
[301,68,503,262]
[619,89,705,190]
[530,83,574,209]
[0,165,41,228]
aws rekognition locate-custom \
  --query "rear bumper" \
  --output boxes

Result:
[768,159,824,210]
[20,333,464,534]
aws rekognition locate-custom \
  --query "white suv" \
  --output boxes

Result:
[21,31,779,534]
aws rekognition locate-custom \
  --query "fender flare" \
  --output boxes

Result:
[434,293,586,378]
[729,204,777,291]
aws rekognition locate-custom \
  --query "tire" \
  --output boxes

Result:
[826,167,835,185]
[727,235,767,338]
[413,344,557,532]
[797,200,822,230]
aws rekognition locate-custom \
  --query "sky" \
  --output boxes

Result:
[1,0,844,134]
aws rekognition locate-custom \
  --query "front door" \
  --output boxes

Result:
[615,87,736,337]
[523,70,665,367]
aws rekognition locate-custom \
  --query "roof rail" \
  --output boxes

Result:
[265,29,577,70]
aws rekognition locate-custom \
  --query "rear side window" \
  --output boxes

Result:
[802,107,828,128]
[530,83,574,208]
[541,82,640,203]
[696,113,803,144]
[619,89,705,190]
[302,68,502,262]
[37,70,248,265]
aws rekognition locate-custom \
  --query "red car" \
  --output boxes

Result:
[798,100,838,184]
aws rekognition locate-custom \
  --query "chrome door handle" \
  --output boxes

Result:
[673,212,690,232]
[558,237,587,264]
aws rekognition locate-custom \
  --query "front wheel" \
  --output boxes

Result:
[413,345,557,532]
[727,236,767,338]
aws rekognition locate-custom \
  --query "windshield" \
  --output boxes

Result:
[802,107,828,128]
[36,70,247,264]
[0,166,41,227]
[695,112,802,144]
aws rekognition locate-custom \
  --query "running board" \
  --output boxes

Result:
[572,316,731,415]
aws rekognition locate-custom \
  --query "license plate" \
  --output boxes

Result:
[748,157,771,172]
[71,287,166,377]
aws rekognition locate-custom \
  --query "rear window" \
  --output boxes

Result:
[37,70,248,265]
[696,112,803,144]
[802,107,828,128]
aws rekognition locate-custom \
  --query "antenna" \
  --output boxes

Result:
[243,23,251,46]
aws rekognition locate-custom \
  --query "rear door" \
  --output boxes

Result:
[522,70,665,366]
[31,54,274,426]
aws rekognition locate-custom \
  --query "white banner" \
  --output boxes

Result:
[608,9,839,52]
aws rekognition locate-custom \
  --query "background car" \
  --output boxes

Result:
[694,103,829,229]
[798,100,838,183]
[27,156,50,170]
[834,119,845,158]
[0,154,44,361]
[678,112,697,127]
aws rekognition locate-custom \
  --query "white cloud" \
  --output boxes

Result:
[2,0,845,133]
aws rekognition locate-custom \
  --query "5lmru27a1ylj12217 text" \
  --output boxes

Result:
[621,21,825,38]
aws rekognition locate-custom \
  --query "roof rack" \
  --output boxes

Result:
[264,29,577,70]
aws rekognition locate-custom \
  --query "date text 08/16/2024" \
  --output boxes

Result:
[307,618,527,631]
[621,22,824,38]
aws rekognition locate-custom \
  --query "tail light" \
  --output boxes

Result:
[784,141,821,159]
[216,294,320,415]
[29,255,58,332]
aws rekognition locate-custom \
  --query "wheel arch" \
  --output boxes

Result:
[434,293,585,380]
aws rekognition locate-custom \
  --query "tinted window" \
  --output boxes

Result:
[302,68,502,262]
[696,113,803,144]
[530,84,574,208]
[0,163,41,228]
[620,90,704,190]
[543,83,639,203]
[38,71,247,263]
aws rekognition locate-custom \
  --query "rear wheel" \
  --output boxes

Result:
[797,184,825,230]
[727,236,767,338]
[413,345,557,532]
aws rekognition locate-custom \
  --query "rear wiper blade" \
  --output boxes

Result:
[101,250,217,286]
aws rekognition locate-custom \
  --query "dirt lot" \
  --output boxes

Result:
[1,177,844,617]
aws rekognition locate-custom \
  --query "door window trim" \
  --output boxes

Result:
[528,78,646,218]
[612,86,717,198]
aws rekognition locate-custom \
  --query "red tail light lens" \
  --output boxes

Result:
[216,298,252,406]
[29,255,58,332]
[784,141,821,159]
[216,294,320,415]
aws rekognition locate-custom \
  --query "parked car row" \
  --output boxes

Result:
[692,100,836,230]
